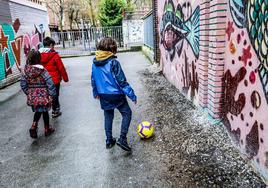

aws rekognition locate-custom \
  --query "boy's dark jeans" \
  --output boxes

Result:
[52,84,60,111]
[104,101,132,143]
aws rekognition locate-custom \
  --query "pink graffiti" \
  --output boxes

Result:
[23,32,41,56]
[249,71,256,84]
[241,46,252,66]
[226,21,234,41]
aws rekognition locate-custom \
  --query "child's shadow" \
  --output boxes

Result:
[27,130,61,154]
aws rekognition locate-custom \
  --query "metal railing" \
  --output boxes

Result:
[89,26,124,49]
[51,26,124,56]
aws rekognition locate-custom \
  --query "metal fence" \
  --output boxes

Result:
[51,26,124,56]
[143,12,154,49]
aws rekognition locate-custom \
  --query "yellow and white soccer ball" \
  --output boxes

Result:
[137,121,155,139]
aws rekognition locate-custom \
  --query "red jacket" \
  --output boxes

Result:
[40,49,69,84]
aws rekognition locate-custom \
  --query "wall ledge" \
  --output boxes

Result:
[9,0,47,12]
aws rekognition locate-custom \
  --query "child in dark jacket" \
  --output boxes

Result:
[91,37,137,152]
[21,50,56,138]
[39,37,69,118]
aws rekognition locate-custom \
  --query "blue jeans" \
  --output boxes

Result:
[104,101,132,143]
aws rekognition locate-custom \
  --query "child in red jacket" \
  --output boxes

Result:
[39,37,69,118]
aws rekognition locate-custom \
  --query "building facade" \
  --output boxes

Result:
[0,0,49,88]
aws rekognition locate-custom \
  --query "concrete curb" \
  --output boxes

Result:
[0,82,21,104]
[61,54,92,58]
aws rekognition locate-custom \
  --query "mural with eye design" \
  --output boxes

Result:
[160,0,200,61]
[157,0,202,104]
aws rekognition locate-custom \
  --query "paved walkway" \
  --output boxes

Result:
[0,52,168,187]
[0,52,265,187]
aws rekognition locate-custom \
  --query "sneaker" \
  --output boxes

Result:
[52,110,62,118]
[116,138,132,152]
[106,138,116,149]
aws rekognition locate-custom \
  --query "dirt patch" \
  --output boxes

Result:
[138,67,266,188]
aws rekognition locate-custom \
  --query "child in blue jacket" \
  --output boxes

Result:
[91,37,137,152]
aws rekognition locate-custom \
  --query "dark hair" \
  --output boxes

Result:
[43,37,55,47]
[97,37,117,53]
[27,50,41,65]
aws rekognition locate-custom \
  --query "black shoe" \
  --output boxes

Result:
[29,128,38,139]
[116,138,131,152]
[44,126,55,137]
[52,110,62,118]
[106,138,116,149]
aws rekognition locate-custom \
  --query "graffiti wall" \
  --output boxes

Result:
[224,0,268,180]
[158,0,204,105]
[156,0,268,181]
[0,1,48,88]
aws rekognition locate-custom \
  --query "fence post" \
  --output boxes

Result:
[72,32,75,46]
[81,19,86,50]
[68,31,71,47]
[61,31,65,49]
[87,28,91,52]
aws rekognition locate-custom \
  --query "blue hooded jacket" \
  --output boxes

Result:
[91,56,137,110]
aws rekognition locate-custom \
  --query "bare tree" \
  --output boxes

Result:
[74,9,81,30]
[67,1,81,30]
[130,0,152,9]
[84,0,98,27]
[46,0,65,31]
[46,0,66,47]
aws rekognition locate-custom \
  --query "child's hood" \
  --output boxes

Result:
[39,47,57,64]
[24,65,45,78]
[93,51,116,66]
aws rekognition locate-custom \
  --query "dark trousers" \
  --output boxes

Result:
[104,101,132,142]
[33,112,49,125]
[52,84,60,111]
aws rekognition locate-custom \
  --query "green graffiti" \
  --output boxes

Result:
[0,19,22,81]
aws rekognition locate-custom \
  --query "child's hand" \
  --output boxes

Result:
[95,96,100,100]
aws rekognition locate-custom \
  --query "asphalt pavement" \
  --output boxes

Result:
[0,52,167,188]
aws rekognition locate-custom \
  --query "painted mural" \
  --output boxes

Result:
[157,0,268,180]
[158,0,201,102]
[224,0,268,179]
[0,19,23,81]
[0,19,45,83]
[24,25,45,56]
[160,0,200,61]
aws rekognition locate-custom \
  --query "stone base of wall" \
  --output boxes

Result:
[142,45,154,64]
[0,75,20,89]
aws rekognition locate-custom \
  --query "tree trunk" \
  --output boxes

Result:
[88,0,96,27]
[59,1,65,49]
[69,10,74,31]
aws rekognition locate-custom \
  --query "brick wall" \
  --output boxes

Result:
[155,0,268,181]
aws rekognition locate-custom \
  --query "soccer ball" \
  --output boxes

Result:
[137,121,155,139]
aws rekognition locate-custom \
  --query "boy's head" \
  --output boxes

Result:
[43,37,55,49]
[27,50,41,65]
[97,37,117,54]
